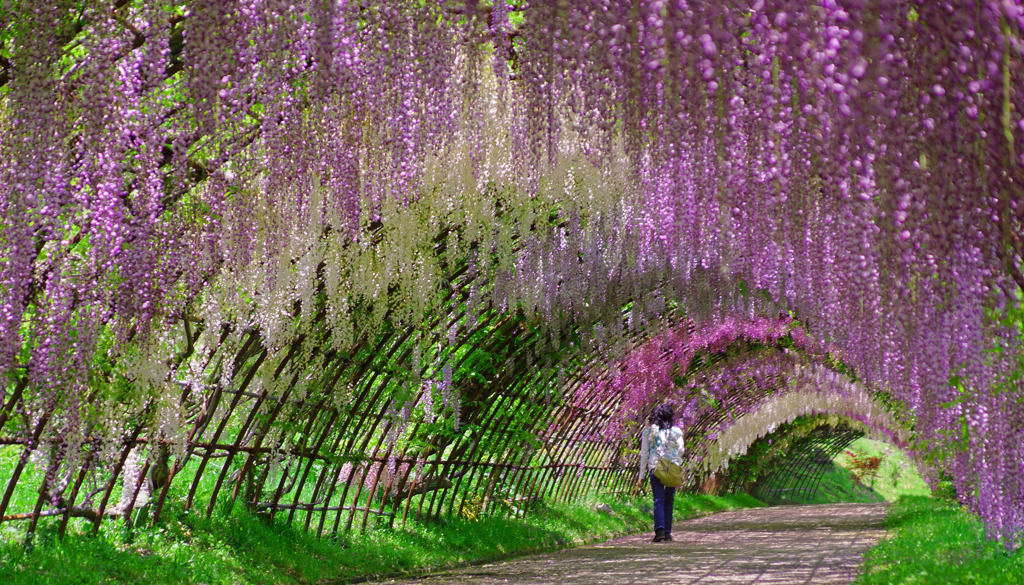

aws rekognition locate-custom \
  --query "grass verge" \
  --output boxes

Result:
[1,492,764,584]
[855,496,1023,584]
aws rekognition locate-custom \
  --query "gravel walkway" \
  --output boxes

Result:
[369,502,890,585]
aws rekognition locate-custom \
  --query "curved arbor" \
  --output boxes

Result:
[751,422,866,503]
[0,308,904,541]
[0,300,647,537]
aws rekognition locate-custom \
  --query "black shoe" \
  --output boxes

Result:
[652,528,666,542]
[664,534,673,541]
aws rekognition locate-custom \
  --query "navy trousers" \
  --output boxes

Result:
[649,471,676,534]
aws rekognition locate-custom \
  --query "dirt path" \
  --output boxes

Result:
[369,502,890,585]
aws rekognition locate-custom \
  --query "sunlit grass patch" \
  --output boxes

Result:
[855,496,1023,585]
[833,438,932,502]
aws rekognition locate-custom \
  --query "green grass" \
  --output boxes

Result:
[1,492,764,584]
[764,438,932,506]
[855,496,1024,584]
[833,438,932,502]
[769,460,883,505]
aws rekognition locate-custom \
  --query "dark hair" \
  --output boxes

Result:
[650,404,674,430]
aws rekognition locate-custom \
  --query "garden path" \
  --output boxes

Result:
[369,502,890,585]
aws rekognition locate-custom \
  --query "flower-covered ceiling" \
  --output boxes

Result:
[0,1,1021,543]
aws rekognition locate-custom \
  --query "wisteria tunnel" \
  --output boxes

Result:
[1,0,1022,549]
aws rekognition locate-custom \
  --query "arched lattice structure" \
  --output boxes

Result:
[752,423,866,503]
[697,367,905,473]
[562,320,907,489]
[0,303,642,539]
[1,306,907,543]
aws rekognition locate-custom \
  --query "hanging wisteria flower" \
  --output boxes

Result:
[0,0,1021,546]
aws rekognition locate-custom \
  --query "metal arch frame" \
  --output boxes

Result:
[1,273,906,543]
[551,333,906,495]
[751,425,866,503]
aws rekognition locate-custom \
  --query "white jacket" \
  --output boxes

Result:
[638,424,685,480]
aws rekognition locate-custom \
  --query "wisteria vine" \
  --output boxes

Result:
[1,1,1022,544]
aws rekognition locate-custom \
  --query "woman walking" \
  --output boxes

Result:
[638,404,685,542]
